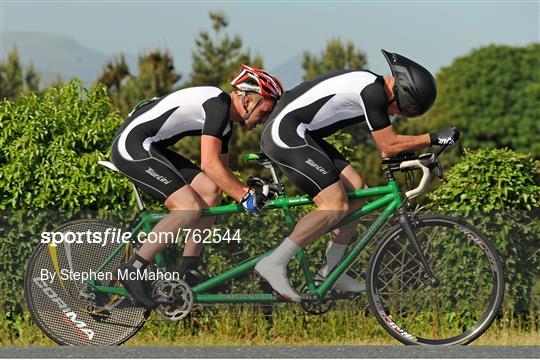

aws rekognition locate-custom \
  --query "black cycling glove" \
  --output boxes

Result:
[429,127,460,146]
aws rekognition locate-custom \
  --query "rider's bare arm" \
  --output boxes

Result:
[200,135,249,201]
[219,152,229,166]
[371,126,430,158]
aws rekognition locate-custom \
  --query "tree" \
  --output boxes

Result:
[98,54,131,112]
[417,44,540,158]
[136,50,181,96]
[24,61,40,93]
[428,148,540,315]
[0,80,136,314]
[0,48,24,99]
[178,11,264,171]
[302,38,367,81]
[112,50,181,114]
[0,48,41,99]
[187,11,262,90]
[98,54,130,94]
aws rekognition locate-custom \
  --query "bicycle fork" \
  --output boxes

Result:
[398,211,440,288]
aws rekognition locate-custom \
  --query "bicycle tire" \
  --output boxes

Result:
[366,214,504,345]
[24,219,149,346]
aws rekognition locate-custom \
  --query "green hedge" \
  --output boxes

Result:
[0,80,138,313]
[428,148,540,314]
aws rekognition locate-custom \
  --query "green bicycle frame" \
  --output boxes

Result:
[88,180,403,303]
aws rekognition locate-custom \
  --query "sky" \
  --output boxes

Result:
[1,0,539,81]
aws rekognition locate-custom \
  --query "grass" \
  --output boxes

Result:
[2,305,538,346]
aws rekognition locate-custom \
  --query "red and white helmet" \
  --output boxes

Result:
[231,64,284,101]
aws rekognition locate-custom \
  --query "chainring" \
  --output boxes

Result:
[300,285,335,315]
[152,279,193,321]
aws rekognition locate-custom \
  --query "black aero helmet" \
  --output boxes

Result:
[381,49,437,117]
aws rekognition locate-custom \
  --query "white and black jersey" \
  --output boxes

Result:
[111,87,232,201]
[261,70,391,197]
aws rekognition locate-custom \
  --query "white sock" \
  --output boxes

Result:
[318,241,365,293]
[267,237,300,268]
[321,241,347,276]
[255,237,301,302]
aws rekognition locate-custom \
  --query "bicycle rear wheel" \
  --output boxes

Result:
[24,219,149,345]
[366,214,504,345]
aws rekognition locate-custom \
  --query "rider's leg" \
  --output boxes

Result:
[112,130,207,307]
[289,181,350,246]
[258,120,354,301]
[120,185,204,308]
[137,185,204,260]
[317,165,367,292]
[255,181,349,302]
[330,165,366,244]
[177,172,222,277]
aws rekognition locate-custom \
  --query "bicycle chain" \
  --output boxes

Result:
[144,292,370,323]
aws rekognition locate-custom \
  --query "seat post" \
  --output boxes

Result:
[269,165,281,185]
[263,161,286,196]
[131,183,145,210]
[262,160,280,184]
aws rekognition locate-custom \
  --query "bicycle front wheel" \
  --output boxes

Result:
[366,214,504,345]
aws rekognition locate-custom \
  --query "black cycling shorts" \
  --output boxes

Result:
[261,118,349,197]
[111,133,201,203]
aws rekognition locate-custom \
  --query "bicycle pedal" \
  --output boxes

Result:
[334,291,363,300]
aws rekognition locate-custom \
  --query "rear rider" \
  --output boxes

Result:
[257,50,460,302]
[110,65,283,308]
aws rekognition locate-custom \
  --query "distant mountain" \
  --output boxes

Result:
[1,32,305,90]
[270,53,304,90]
[1,32,138,87]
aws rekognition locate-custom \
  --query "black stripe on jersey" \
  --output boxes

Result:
[270,70,352,118]
[309,116,365,138]
[278,95,335,147]
[360,76,392,131]
[202,92,233,153]
[114,96,165,137]
[125,107,179,159]
[220,128,233,154]
[202,92,231,136]
[154,130,201,148]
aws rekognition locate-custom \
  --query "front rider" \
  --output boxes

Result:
[256,50,460,302]
[110,65,283,307]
